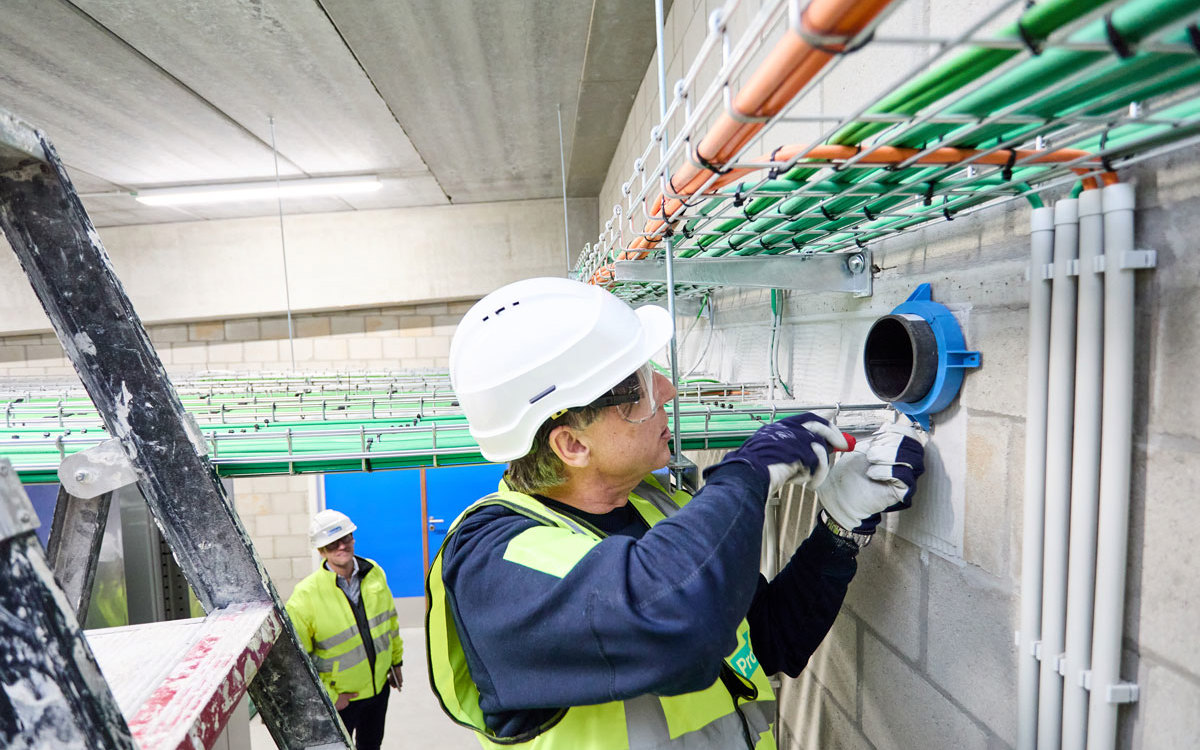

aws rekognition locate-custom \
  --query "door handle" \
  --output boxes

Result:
[428,517,445,532]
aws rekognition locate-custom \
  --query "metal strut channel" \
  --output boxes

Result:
[0,110,351,749]
[45,485,113,621]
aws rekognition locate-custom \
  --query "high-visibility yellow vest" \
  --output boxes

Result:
[427,476,778,749]
[286,557,403,701]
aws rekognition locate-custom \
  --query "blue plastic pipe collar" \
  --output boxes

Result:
[863,283,981,429]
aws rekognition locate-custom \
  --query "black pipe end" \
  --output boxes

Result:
[863,314,938,404]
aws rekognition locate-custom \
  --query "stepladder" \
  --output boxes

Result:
[0,109,353,749]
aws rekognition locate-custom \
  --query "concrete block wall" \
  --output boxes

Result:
[598,1,1200,747]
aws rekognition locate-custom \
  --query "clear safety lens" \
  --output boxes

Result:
[612,362,659,424]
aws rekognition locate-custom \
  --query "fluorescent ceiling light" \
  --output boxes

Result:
[134,175,382,206]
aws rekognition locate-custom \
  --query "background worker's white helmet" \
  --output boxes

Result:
[309,509,357,549]
[450,277,673,462]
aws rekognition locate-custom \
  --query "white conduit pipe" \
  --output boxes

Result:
[1017,206,1056,750]
[1037,198,1079,750]
[1060,188,1105,750]
[1086,183,1137,750]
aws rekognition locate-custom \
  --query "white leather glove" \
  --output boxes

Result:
[817,419,926,533]
[704,413,849,497]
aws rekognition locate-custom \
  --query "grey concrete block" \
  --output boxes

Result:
[963,415,1015,577]
[331,314,365,335]
[256,514,289,537]
[861,632,989,750]
[1149,289,1200,442]
[223,319,260,341]
[259,316,290,340]
[313,338,347,361]
[926,556,1018,743]
[0,345,25,363]
[777,672,870,750]
[188,321,224,342]
[959,306,1030,418]
[803,610,858,718]
[845,533,924,662]
[1137,438,1200,678]
[294,317,331,338]
[383,337,417,360]
[1134,661,1200,750]
[348,337,383,360]
[23,343,64,362]
[150,324,189,344]
[416,335,450,358]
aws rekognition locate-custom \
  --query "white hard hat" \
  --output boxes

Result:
[309,509,356,549]
[450,277,673,462]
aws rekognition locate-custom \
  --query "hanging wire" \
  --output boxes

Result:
[557,103,572,275]
[268,115,297,371]
[768,289,793,398]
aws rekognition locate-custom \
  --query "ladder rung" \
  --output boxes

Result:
[86,603,281,750]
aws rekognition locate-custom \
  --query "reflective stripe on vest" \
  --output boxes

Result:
[288,560,400,698]
[426,480,778,749]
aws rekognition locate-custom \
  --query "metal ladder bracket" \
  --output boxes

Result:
[0,461,40,542]
[58,437,139,499]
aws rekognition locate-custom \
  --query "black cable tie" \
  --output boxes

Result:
[694,149,729,175]
[820,205,836,222]
[942,196,955,222]
[743,204,757,222]
[854,237,866,250]
[790,237,806,251]
[1099,125,1115,172]
[1187,24,1200,56]
[681,224,694,239]
[1002,148,1019,182]
[863,205,876,221]
[796,8,877,55]
[1104,14,1134,59]
[768,146,783,180]
[1015,19,1043,56]
[923,181,936,206]
[733,183,746,208]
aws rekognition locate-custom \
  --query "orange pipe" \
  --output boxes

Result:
[620,0,897,261]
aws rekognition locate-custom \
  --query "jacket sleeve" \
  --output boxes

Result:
[284,589,315,655]
[441,462,768,713]
[745,522,858,677]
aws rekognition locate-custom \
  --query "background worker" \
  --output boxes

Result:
[286,509,404,750]
[427,277,925,748]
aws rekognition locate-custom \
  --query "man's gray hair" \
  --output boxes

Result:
[505,405,604,495]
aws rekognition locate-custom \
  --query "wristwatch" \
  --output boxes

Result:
[819,509,873,548]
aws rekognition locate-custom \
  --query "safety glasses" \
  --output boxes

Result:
[321,533,354,552]
[588,362,662,424]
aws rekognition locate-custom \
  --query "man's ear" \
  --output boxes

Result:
[549,424,591,468]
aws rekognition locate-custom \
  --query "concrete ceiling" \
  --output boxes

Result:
[0,0,667,227]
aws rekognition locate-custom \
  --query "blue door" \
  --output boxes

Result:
[323,463,506,597]
[323,469,423,597]
[425,464,507,565]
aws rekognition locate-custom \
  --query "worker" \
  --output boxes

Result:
[427,277,925,748]
[286,509,404,750]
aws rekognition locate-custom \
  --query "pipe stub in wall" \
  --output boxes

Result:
[863,314,938,403]
[862,283,981,429]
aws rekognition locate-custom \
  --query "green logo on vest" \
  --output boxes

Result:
[731,631,758,679]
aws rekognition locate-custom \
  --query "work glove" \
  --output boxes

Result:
[704,413,849,496]
[818,418,926,534]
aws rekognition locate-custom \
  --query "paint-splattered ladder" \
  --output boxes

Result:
[0,109,351,748]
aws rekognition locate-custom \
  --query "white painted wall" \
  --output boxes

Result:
[0,197,595,334]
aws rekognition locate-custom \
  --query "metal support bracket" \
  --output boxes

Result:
[613,250,873,297]
[59,437,138,499]
[0,459,40,543]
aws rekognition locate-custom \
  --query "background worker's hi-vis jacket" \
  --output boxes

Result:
[287,556,403,702]
[428,463,857,749]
